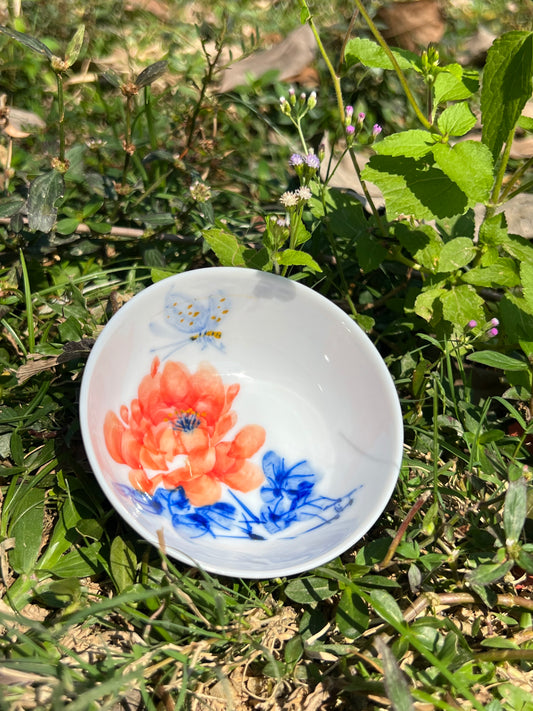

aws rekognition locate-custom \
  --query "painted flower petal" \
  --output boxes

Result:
[180,426,209,453]
[140,445,168,472]
[104,411,126,464]
[213,440,236,475]
[182,474,221,507]
[128,467,156,494]
[189,446,216,477]
[160,360,192,406]
[120,428,142,469]
[212,411,237,441]
[229,424,266,459]
[223,460,264,493]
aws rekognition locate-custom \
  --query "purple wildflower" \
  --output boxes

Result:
[358,112,366,123]
[305,153,320,170]
[346,125,355,136]
[372,124,382,137]
[491,318,499,326]
[489,327,499,337]
[289,153,304,167]
[467,320,477,329]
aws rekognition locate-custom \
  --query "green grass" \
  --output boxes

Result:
[1,1,533,709]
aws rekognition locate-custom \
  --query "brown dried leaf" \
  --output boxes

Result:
[217,24,317,93]
[376,0,445,51]
[16,339,94,384]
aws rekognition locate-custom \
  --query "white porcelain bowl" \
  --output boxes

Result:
[79,267,403,578]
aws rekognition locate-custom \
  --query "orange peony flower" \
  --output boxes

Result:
[104,357,265,506]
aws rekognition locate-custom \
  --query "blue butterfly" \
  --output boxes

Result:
[150,289,230,359]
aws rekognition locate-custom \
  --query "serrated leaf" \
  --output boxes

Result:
[440,284,484,327]
[344,37,420,71]
[504,477,527,544]
[518,115,533,131]
[202,227,246,267]
[437,102,477,137]
[467,350,529,371]
[432,141,494,205]
[461,262,520,288]
[277,249,321,272]
[0,25,53,58]
[433,65,479,104]
[27,171,64,233]
[362,155,469,220]
[438,237,476,271]
[395,223,443,271]
[374,130,435,159]
[481,31,533,159]
[285,576,338,604]
[65,24,85,68]
[135,60,168,88]
[521,261,533,313]
[355,231,387,272]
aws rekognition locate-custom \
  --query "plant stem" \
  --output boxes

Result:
[378,490,431,568]
[56,72,66,162]
[351,0,433,131]
[348,147,386,236]
[486,126,516,218]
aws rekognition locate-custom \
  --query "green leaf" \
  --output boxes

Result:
[202,227,246,267]
[467,560,514,586]
[336,587,369,639]
[355,231,387,273]
[8,486,45,574]
[135,60,168,88]
[440,284,485,327]
[433,65,479,104]
[504,477,527,544]
[438,237,476,272]
[481,31,533,159]
[374,638,415,711]
[518,115,533,131]
[461,262,520,288]
[344,38,420,71]
[432,142,494,204]
[437,103,477,137]
[276,249,321,272]
[517,548,533,574]
[44,542,102,578]
[55,218,80,235]
[85,219,111,234]
[65,24,85,68]
[27,171,65,233]
[466,350,529,371]
[0,196,25,218]
[0,25,53,58]
[110,536,137,593]
[368,589,404,626]
[58,314,84,342]
[285,576,338,604]
[362,155,469,220]
[284,635,304,665]
[521,261,533,313]
[374,130,435,159]
[500,294,533,346]
[395,223,443,271]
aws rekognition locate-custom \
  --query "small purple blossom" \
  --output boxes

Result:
[289,153,304,167]
[489,327,499,337]
[372,124,382,137]
[305,153,320,170]
[358,112,366,123]
[346,124,355,136]
[491,318,499,326]
[467,320,477,329]
[288,87,295,98]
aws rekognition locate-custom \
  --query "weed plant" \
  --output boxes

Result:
[0,1,532,709]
